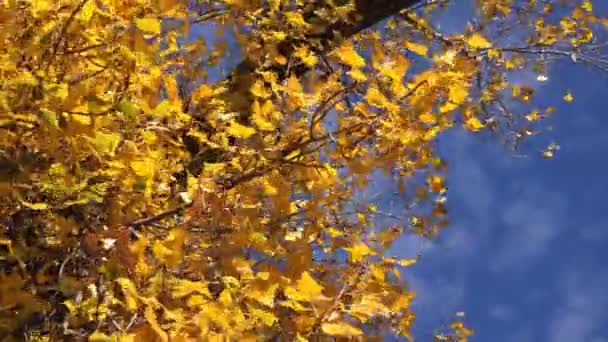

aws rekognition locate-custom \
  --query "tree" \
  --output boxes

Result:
[0,0,606,340]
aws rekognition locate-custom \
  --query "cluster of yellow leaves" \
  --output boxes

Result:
[0,0,604,340]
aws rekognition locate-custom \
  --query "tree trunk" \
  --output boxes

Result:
[186,0,424,174]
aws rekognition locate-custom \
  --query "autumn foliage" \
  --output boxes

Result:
[0,0,606,340]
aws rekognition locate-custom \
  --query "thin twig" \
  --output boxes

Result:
[307,266,365,338]
[58,252,75,280]
[45,0,89,71]
[129,203,191,229]
[404,0,450,13]
[125,313,138,331]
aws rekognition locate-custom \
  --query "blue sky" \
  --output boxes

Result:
[385,2,608,341]
[188,1,608,340]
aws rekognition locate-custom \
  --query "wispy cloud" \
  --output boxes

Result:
[547,271,608,342]
[579,221,608,242]
[507,328,535,342]
[489,186,566,272]
[489,304,515,321]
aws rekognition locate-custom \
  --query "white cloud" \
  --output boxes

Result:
[547,271,608,342]
[489,187,566,272]
[489,304,515,321]
[548,311,595,342]
[579,222,608,242]
[392,234,434,259]
[508,328,535,342]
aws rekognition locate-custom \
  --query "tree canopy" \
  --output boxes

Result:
[0,0,606,340]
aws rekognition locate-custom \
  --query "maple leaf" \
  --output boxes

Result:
[322,322,363,336]
[466,33,492,49]
[405,41,428,56]
[465,116,484,131]
[296,271,324,299]
[136,18,161,35]
[336,41,366,68]
[93,131,121,156]
[346,242,376,263]
[226,122,256,138]
[366,86,388,108]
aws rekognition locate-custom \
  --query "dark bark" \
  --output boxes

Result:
[184,0,423,179]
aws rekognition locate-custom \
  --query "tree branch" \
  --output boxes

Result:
[220,0,424,116]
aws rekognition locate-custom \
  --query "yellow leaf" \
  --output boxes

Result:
[151,100,171,118]
[226,122,256,138]
[321,322,363,336]
[131,159,154,178]
[274,54,287,65]
[294,46,318,66]
[448,84,469,105]
[465,116,484,131]
[466,33,492,49]
[285,12,309,28]
[563,92,574,103]
[350,295,390,322]
[116,278,139,311]
[152,228,186,268]
[391,292,415,311]
[246,283,278,307]
[219,289,232,306]
[268,0,280,11]
[165,76,180,104]
[21,201,48,210]
[581,0,592,12]
[294,271,324,301]
[271,31,287,41]
[144,305,168,342]
[345,242,375,263]
[336,41,366,68]
[247,305,278,326]
[419,113,436,124]
[136,18,161,35]
[542,142,559,159]
[252,100,276,131]
[397,258,418,267]
[94,131,121,156]
[78,0,96,21]
[429,175,444,193]
[203,162,226,176]
[192,84,213,102]
[118,101,138,120]
[366,87,387,108]
[171,279,211,298]
[15,71,38,86]
[89,331,114,342]
[525,110,541,121]
[451,320,475,340]
[405,41,428,56]
[251,79,272,98]
[45,83,68,101]
[287,75,305,107]
[117,334,136,342]
[31,0,52,14]
[347,68,368,82]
